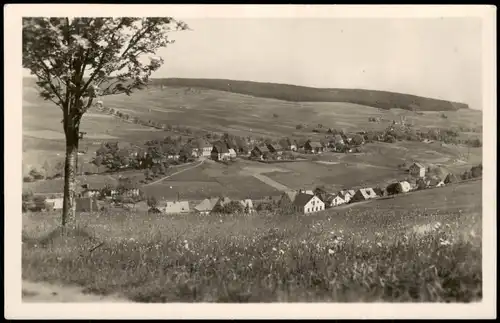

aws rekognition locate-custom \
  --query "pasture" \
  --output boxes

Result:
[22,180,482,302]
[88,86,483,139]
[23,79,483,142]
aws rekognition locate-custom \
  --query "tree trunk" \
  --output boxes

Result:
[62,128,79,230]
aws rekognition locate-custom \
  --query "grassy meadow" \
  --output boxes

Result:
[22,180,482,302]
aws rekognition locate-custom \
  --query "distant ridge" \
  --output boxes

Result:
[23,76,469,112]
[150,78,468,112]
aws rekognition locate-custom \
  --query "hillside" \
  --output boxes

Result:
[150,78,469,111]
[23,77,469,112]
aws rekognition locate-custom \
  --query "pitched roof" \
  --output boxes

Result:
[267,143,284,151]
[163,201,190,213]
[192,138,212,148]
[283,190,298,203]
[356,188,378,200]
[330,194,345,203]
[307,141,323,148]
[411,162,425,169]
[339,189,355,198]
[194,198,219,212]
[254,145,270,153]
[293,193,315,207]
[212,141,229,153]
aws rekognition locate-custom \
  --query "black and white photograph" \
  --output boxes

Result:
[4,4,496,320]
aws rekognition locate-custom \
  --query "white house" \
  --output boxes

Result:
[162,201,190,214]
[329,195,346,207]
[211,141,231,161]
[409,162,426,178]
[293,193,325,215]
[192,139,213,157]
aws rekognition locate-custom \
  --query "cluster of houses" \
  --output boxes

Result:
[43,139,451,215]
[203,135,359,163]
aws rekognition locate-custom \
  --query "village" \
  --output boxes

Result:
[30,129,481,218]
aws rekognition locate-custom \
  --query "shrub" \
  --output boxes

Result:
[31,195,47,212]
[470,164,482,178]
[29,168,45,180]
[23,175,34,183]
[385,135,397,143]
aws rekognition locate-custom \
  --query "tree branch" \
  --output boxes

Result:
[35,57,65,104]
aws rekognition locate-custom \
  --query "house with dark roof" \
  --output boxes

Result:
[251,145,271,160]
[191,138,213,157]
[211,197,232,214]
[266,143,284,155]
[351,188,378,203]
[279,190,299,207]
[304,141,324,154]
[194,198,220,215]
[293,193,325,215]
[211,141,230,161]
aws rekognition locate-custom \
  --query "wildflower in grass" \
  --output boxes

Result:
[377,242,382,247]
[272,247,277,252]
[279,249,285,255]
[328,248,334,255]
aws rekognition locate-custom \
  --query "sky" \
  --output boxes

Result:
[23,17,483,110]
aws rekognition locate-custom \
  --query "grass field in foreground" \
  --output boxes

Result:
[22,180,482,302]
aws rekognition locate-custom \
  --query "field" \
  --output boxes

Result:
[23,76,483,211]
[23,77,482,144]
[22,180,482,302]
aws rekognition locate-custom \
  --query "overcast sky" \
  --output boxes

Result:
[23,17,483,110]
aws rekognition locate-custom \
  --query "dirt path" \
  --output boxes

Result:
[22,280,129,303]
[240,166,292,192]
[252,173,291,192]
[142,159,205,187]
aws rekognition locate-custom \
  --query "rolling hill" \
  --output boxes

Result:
[24,77,469,112]
[150,78,469,111]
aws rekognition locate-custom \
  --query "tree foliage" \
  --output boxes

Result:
[23,17,188,227]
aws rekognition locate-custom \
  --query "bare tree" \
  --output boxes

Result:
[23,17,189,230]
